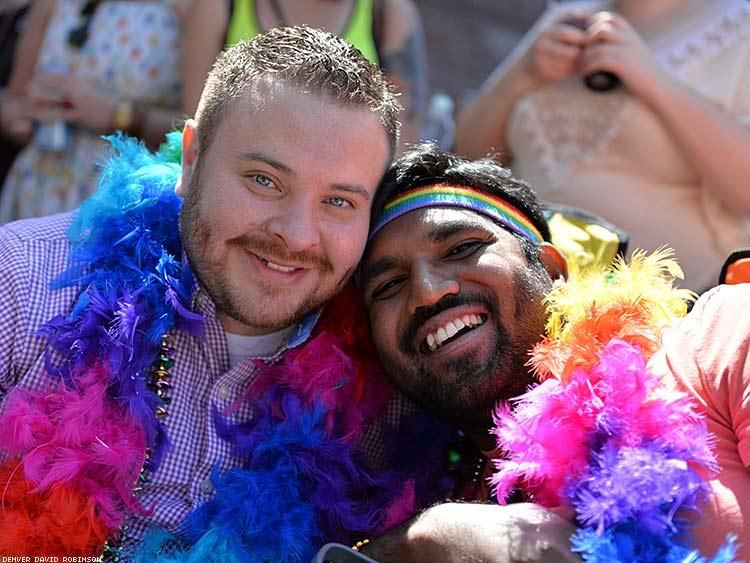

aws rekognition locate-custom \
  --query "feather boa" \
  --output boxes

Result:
[491,250,738,562]
[0,134,435,559]
[0,134,192,556]
[129,285,418,562]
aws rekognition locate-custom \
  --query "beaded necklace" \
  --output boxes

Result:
[103,334,176,560]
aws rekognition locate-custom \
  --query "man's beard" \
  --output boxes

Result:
[379,270,549,425]
[179,168,350,331]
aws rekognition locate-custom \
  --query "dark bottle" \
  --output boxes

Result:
[563,17,620,93]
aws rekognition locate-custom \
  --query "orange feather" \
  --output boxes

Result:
[0,459,112,556]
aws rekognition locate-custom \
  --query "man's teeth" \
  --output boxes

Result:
[426,314,485,352]
[264,259,297,273]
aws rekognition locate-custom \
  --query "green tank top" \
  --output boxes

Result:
[226,0,379,65]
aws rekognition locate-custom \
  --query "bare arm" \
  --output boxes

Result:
[6,0,54,95]
[640,76,750,213]
[133,105,187,149]
[454,59,540,163]
[377,0,427,155]
[28,72,187,150]
[361,502,580,563]
[23,4,196,149]
[181,0,229,116]
[652,285,750,558]
[0,0,55,142]
[455,5,590,162]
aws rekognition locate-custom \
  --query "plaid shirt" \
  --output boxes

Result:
[0,212,418,548]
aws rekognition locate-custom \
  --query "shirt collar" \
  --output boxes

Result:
[286,309,322,349]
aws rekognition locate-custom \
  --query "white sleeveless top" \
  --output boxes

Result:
[504,0,750,290]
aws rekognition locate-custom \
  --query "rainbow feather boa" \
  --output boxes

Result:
[491,251,738,562]
[0,135,443,559]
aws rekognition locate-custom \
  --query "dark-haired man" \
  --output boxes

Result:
[359,144,749,562]
[0,27,414,558]
[363,146,564,437]
[359,143,577,562]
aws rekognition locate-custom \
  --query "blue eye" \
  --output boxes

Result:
[326,196,353,208]
[253,174,277,189]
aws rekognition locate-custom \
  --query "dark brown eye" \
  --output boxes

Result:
[371,277,406,301]
[446,240,487,259]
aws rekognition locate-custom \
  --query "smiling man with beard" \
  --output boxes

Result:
[358,143,578,562]
[358,144,749,562]
[362,144,565,450]
[0,26,432,560]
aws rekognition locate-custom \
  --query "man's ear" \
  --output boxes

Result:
[538,242,568,281]
[177,119,200,197]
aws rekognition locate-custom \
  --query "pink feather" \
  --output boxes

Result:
[491,339,718,508]
[247,330,393,441]
[0,364,148,529]
[379,479,416,531]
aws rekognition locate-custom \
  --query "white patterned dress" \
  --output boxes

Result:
[0,0,182,223]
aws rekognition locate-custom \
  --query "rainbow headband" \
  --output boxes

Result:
[370,184,544,244]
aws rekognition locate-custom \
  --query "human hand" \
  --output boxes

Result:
[28,73,117,132]
[363,502,580,563]
[581,12,671,100]
[0,93,34,143]
[526,12,590,85]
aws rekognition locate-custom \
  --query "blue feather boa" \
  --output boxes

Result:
[41,132,199,472]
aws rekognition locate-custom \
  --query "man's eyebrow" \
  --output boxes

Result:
[426,219,484,243]
[361,256,400,287]
[237,151,293,175]
[331,183,371,201]
[362,220,487,286]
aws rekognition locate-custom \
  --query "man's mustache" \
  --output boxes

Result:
[229,233,333,273]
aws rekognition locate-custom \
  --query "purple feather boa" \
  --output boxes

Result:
[493,338,737,561]
[131,319,437,561]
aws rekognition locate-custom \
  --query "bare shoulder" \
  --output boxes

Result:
[180,0,229,32]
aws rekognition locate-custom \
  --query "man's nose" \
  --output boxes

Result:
[406,260,460,315]
[266,203,321,253]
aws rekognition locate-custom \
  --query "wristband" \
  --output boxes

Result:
[113,99,134,132]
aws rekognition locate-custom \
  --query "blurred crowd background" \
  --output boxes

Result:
[420,0,545,105]
[0,0,548,199]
